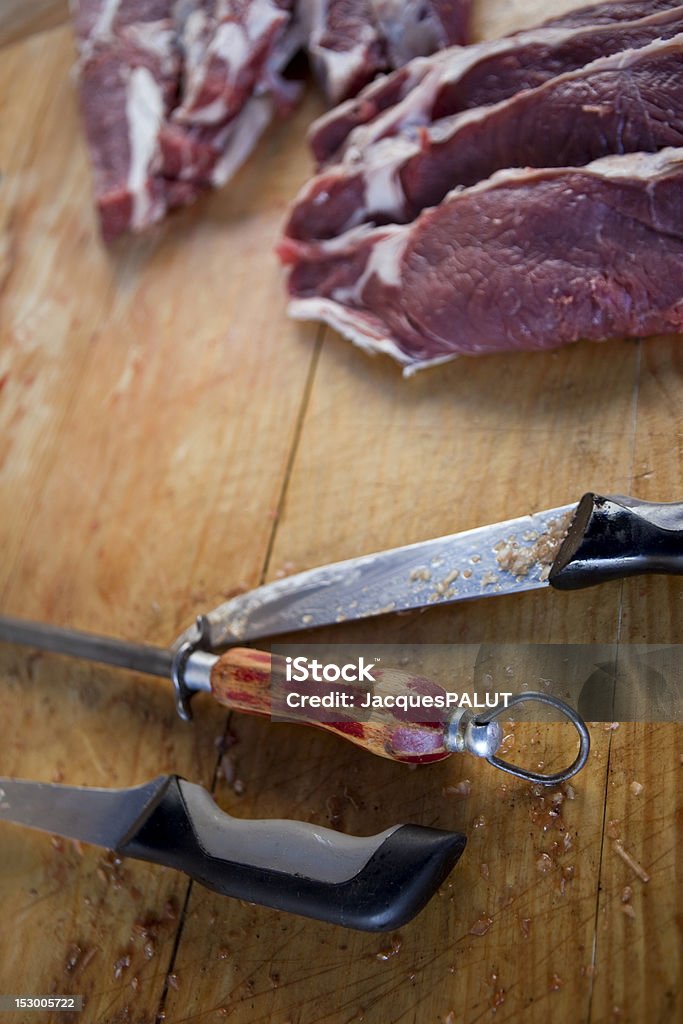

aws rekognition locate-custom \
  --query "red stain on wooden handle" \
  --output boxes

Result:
[210,648,450,764]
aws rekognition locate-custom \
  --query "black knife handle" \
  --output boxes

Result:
[118,776,466,932]
[549,493,683,591]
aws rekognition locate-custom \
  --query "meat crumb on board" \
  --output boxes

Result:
[536,853,553,875]
[469,914,494,936]
[113,953,131,980]
[442,779,472,799]
[375,935,402,961]
[488,969,506,1011]
[494,510,574,579]
[613,840,651,883]
[621,885,636,918]
[64,944,97,977]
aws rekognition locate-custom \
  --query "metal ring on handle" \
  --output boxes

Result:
[171,641,196,722]
[170,615,214,722]
[475,691,590,786]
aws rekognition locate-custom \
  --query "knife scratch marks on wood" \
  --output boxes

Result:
[79,731,108,779]
[17,885,75,922]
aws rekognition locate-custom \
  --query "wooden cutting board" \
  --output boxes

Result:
[0,2,681,1022]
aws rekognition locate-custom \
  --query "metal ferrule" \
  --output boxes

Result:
[171,630,218,722]
[184,650,218,693]
[444,709,503,760]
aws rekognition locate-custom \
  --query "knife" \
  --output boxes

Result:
[175,492,683,650]
[0,774,466,931]
[3,491,677,671]
[6,492,668,678]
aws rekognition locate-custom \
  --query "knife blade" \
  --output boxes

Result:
[177,504,575,650]
[0,774,466,930]
[176,492,683,649]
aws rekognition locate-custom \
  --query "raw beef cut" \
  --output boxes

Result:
[281,149,683,371]
[72,0,184,239]
[296,1,471,104]
[72,0,297,239]
[284,36,683,242]
[172,0,293,125]
[72,0,472,238]
[309,4,683,166]
[160,0,301,191]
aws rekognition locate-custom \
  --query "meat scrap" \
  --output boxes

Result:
[281,150,683,370]
[284,35,683,242]
[296,1,470,105]
[309,4,683,166]
[161,1,302,192]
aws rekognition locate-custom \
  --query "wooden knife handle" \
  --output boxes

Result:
[210,648,451,765]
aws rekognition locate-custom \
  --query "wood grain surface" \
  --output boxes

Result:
[0,3,681,1023]
[0,0,67,49]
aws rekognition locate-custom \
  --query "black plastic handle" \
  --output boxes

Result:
[549,493,683,591]
[118,777,466,932]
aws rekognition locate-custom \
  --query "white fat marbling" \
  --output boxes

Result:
[290,296,415,366]
[211,20,251,74]
[347,134,416,224]
[126,66,164,229]
[246,0,286,41]
[372,0,440,63]
[92,0,121,39]
[331,224,408,306]
[210,95,273,185]
[123,20,177,73]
